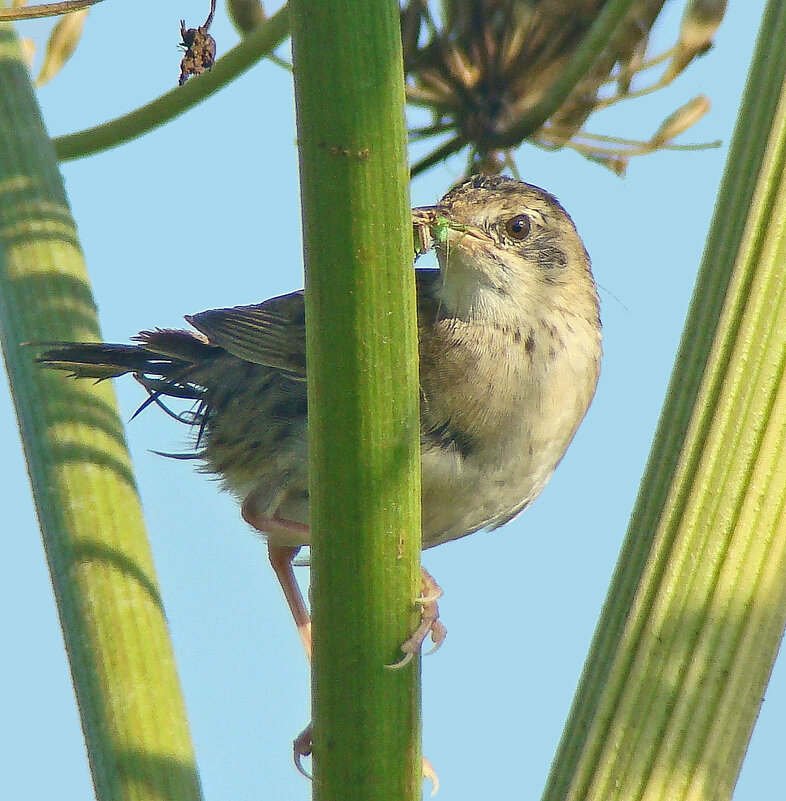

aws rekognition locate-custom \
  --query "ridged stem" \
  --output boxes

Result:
[543,3,786,799]
[290,0,421,799]
[0,23,202,801]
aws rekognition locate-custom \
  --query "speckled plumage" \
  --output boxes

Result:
[39,175,601,553]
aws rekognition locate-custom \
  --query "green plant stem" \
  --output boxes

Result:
[0,0,102,21]
[542,2,786,800]
[289,1,420,799]
[53,4,290,161]
[409,134,464,178]
[0,23,202,801]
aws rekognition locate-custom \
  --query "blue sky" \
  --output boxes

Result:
[2,2,781,799]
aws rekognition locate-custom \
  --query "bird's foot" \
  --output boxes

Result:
[388,567,447,669]
[293,723,439,795]
[422,755,440,796]
[293,724,313,778]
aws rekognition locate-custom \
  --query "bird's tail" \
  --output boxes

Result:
[35,329,217,405]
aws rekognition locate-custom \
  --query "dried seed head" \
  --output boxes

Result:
[179,0,218,86]
[179,21,217,86]
[404,1,722,178]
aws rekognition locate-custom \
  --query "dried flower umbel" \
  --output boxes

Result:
[404,0,726,177]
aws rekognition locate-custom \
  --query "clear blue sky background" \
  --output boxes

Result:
[2,2,782,799]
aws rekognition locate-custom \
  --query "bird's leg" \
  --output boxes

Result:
[267,542,312,661]
[389,567,448,669]
[242,498,441,790]
[241,499,312,660]
[293,723,313,778]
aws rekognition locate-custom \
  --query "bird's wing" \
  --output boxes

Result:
[186,291,307,377]
[189,272,442,378]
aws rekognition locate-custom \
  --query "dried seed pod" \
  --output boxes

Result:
[179,0,217,86]
[179,21,217,85]
[36,9,88,88]
[665,0,728,83]
[649,95,711,148]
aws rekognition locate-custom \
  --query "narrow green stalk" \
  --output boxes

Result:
[289,1,420,800]
[0,24,202,801]
[53,4,290,161]
[409,134,464,178]
[0,0,102,22]
[543,2,786,800]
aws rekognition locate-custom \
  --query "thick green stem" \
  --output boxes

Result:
[290,1,420,799]
[543,2,786,800]
[0,23,202,801]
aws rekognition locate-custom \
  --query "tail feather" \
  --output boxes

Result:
[36,342,158,380]
[134,328,214,363]
[36,329,216,389]
[37,330,223,444]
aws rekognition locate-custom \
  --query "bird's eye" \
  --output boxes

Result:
[504,214,531,240]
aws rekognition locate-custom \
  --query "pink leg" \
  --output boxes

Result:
[241,498,312,661]
[293,723,313,778]
[268,542,312,661]
[242,497,441,791]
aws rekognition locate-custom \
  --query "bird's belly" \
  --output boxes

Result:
[419,434,558,548]
[227,434,554,550]
[216,360,594,550]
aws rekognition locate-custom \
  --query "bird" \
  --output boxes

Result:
[37,174,602,665]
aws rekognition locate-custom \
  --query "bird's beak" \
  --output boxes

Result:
[412,205,441,256]
[412,205,485,260]
[412,204,439,223]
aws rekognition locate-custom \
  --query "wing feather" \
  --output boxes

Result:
[187,291,306,377]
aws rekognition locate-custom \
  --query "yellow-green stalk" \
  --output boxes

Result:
[543,3,786,799]
[0,23,202,801]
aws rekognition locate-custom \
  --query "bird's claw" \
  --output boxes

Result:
[294,722,439,795]
[387,568,447,669]
[423,755,440,796]
[293,724,312,778]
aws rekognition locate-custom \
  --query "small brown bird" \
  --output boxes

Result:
[38,175,601,662]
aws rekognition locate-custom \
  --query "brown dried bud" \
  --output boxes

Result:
[179,20,217,86]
